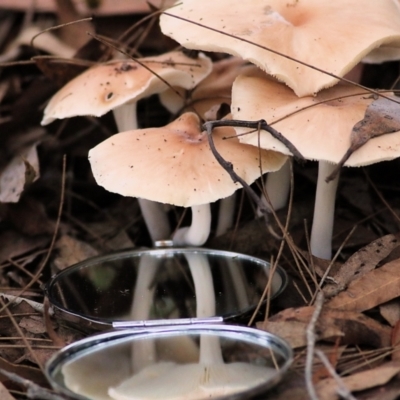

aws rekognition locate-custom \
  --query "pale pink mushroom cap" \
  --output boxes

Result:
[88,112,287,207]
[231,69,400,166]
[160,0,400,96]
[41,51,212,125]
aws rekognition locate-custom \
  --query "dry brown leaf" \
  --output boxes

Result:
[0,381,16,400]
[259,307,391,348]
[316,361,400,400]
[53,235,98,271]
[324,234,400,298]
[380,299,400,327]
[326,258,400,312]
[392,320,400,363]
[327,95,400,182]
[19,316,46,335]
[0,144,40,203]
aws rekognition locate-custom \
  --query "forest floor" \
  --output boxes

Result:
[0,2,400,399]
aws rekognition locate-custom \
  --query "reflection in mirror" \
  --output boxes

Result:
[60,329,285,400]
[46,248,286,327]
[108,254,275,399]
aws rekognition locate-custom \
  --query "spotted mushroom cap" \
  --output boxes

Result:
[41,51,212,125]
[160,0,400,96]
[88,112,287,207]
[231,68,400,166]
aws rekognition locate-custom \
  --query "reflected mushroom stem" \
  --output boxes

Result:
[130,255,160,372]
[185,253,224,365]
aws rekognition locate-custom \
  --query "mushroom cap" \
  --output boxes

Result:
[41,51,212,125]
[108,361,277,400]
[160,0,400,96]
[160,57,250,117]
[231,68,400,166]
[88,112,287,207]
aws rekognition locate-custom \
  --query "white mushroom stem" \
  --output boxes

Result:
[173,204,212,246]
[258,159,291,216]
[310,161,340,260]
[185,253,223,365]
[113,104,171,243]
[215,194,236,237]
[130,255,159,372]
[113,103,139,131]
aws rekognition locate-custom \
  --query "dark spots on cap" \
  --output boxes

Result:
[106,92,114,100]
[115,63,137,73]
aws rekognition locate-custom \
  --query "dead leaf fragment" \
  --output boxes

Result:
[53,235,98,271]
[326,95,400,182]
[380,299,400,327]
[19,316,46,335]
[326,259,400,312]
[259,306,391,348]
[316,361,400,400]
[0,381,16,400]
[0,144,40,203]
[324,234,400,298]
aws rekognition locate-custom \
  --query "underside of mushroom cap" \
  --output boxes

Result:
[88,112,287,207]
[41,51,212,125]
[160,0,400,96]
[232,68,400,166]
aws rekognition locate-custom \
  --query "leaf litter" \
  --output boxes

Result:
[0,2,400,400]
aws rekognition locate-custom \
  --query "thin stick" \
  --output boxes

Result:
[305,291,324,400]
[0,297,44,371]
[205,119,304,161]
[0,368,64,400]
[315,349,357,400]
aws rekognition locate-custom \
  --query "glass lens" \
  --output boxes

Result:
[46,248,287,327]
[47,325,292,400]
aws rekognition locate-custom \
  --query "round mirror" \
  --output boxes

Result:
[45,248,287,329]
[46,324,292,400]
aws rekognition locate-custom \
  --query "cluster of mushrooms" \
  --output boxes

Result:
[40,0,400,398]
[42,0,400,260]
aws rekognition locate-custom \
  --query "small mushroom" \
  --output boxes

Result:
[160,0,400,96]
[41,51,212,126]
[42,50,212,243]
[89,112,287,246]
[231,69,400,259]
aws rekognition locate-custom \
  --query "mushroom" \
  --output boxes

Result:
[160,0,400,97]
[160,57,251,236]
[108,253,277,400]
[88,112,287,246]
[42,50,212,243]
[41,51,212,127]
[231,69,400,259]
